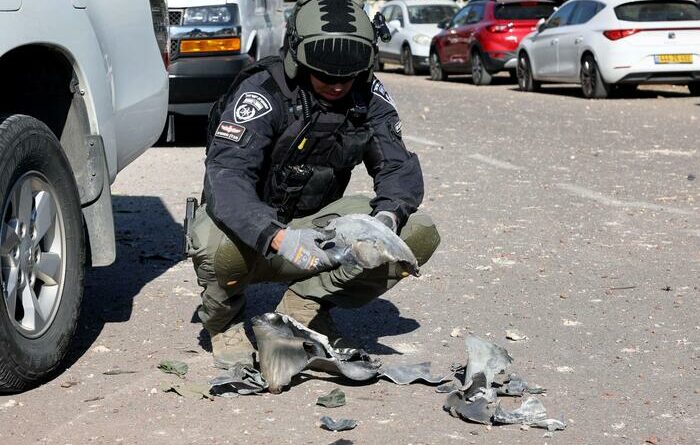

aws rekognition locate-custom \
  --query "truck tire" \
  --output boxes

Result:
[0,114,85,392]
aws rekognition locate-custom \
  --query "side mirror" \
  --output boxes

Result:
[536,18,546,33]
[437,18,449,29]
[388,19,402,31]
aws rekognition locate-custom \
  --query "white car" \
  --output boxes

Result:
[377,0,460,74]
[0,0,168,391]
[516,0,700,98]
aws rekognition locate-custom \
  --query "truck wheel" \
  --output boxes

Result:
[0,114,85,392]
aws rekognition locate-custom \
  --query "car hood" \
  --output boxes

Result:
[407,23,443,38]
[166,0,231,8]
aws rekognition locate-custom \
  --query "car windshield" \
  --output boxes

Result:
[408,5,459,24]
[615,1,700,21]
[494,2,556,20]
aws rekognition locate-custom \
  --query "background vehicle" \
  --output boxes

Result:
[377,0,459,74]
[167,0,285,126]
[0,0,169,392]
[429,0,557,83]
[517,0,700,98]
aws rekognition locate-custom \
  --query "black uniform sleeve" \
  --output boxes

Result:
[204,75,286,254]
[364,78,424,228]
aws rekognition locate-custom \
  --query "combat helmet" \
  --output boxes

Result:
[284,0,377,80]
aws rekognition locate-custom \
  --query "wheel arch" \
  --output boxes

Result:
[246,30,258,57]
[0,44,115,267]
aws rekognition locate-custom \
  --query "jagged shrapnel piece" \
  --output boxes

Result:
[252,312,381,393]
[323,214,419,275]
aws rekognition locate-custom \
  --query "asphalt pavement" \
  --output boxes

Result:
[1,71,698,445]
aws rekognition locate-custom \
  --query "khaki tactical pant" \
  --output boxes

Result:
[189,195,440,333]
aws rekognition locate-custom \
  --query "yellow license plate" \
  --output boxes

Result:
[655,54,693,64]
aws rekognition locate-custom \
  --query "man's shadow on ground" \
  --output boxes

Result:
[66,195,183,366]
[195,282,421,356]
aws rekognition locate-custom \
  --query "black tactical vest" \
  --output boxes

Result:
[210,57,374,223]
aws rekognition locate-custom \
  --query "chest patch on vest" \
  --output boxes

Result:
[371,79,397,109]
[234,92,272,124]
[214,121,246,142]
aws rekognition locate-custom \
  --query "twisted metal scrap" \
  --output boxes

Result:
[252,312,381,394]
[324,214,419,275]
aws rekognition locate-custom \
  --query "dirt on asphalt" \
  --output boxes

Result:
[0,72,698,445]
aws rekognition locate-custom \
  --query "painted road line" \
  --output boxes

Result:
[403,135,441,147]
[468,153,524,171]
[557,183,695,216]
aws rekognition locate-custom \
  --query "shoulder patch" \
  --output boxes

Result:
[214,121,246,143]
[233,92,273,124]
[371,79,397,110]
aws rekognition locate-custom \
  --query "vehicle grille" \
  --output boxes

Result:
[170,39,180,59]
[168,9,183,26]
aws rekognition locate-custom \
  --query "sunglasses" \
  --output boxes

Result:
[309,70,357,85]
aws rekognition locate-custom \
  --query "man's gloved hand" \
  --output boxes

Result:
[374,211,398,233]
[276,228,339,271]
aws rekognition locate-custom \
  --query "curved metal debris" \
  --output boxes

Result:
[379,362,452,385]
[252,312,381,394]
[323,214,419,275]
[493,397,566,431]
[443,392,493,424]
[209,363,268,396]
[465,335,513,386]
[495,373,546,396]
[320,416,357,432]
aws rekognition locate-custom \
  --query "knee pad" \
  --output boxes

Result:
[401,214,440,266]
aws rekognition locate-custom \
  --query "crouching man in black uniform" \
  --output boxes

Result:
[188,0,440,368]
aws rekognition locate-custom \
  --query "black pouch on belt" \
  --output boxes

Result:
[271,164,313,223]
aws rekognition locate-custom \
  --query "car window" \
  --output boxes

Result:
[452,6,472,27]
[615,1,700,21]
[395,5,405,26]
[381,5,395,21]
[569,1,604,24]
[467,3,485,24]
[545,1,578,28]
[494,2,557,20]
[408,5,460,24]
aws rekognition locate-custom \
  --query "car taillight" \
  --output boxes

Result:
[487,24,511,33]
[603,29,640,41]
[150,0,170,69]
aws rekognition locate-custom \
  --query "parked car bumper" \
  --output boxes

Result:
[168,53,253,115]
[482,51,517,72]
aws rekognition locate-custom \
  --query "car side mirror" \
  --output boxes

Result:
[536,18,546,33]
[388,19,402,31]
[438,19,449,29]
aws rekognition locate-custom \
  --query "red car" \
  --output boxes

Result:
[429,0,557,84]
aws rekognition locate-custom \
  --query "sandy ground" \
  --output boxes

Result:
[1,72,698,445]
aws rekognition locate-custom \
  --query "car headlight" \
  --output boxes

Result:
[183,6,232,25]
[412,34,431,46]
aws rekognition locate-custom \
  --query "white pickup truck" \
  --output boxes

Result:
[0,0,169,392]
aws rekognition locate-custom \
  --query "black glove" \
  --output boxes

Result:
[277,229,339,271]
[374,211,398,233]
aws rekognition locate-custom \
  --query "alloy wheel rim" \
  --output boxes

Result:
[518,56,528,89]
[430,54,441,79]
[582,60,594,96]
[1,172,65,338]
[472,54,482,83]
